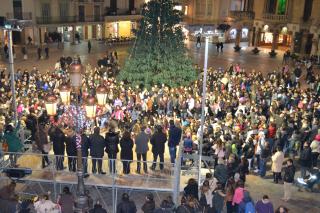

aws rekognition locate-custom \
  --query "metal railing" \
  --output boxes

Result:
[262,13,288,22]
[104,9,140,16]
[36,16,77,24]
[36,15,105,24]
[229,10,255,20]
[0,151,178,211]
[6,12,32,20]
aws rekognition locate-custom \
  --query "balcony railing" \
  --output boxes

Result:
[229,10,255,20]
[262,13,288,22]
[6,12,32,20]
[36,16,77,24]
[104,8,140,16]
[78,15,104,22]
[36,15,105,24]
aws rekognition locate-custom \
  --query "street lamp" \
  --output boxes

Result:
[96,85,108,106]
[1,18,32,125]
[59,83,71,105]
[85,96,97,119]
[198,35,209,195]
[45,94,58,116]
[69,58,83,88]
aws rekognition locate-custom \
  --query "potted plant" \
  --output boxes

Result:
[252,47,260,54]
[269,50,277,57]
[234,45,241,52]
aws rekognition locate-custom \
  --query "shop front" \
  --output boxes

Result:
[259,25,292,49]
[228,28,249,42]
[184,24,225,43]
[104,21,136,38]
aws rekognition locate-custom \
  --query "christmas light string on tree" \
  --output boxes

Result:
[57,104,92,132]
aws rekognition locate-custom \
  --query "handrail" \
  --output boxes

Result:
[262,13,288,22]
[172,136,184,204]
[0,151,175,181]
[229,10,255,20]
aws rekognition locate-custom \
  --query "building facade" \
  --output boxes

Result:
[0,0,145,45]
[182,0,320,55]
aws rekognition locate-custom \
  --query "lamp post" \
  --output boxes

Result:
[1,19,31,125]
[68,59,90,213]
[46,59,93,212]
[96,85,108,106]
[45,94,58,116]
[59,83,71,105]
[198,36,209,193]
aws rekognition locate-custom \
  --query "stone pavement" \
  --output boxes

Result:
[0,40,286,75]
[1,41,319,212]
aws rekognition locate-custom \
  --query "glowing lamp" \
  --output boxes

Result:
[59,83,71,105]
[96,85,108,106]
[45,94,58,116]
[85,96,96,119]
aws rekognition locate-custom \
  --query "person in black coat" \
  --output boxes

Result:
[168,120,182,164]
[116,193,137,213]
[184,178,198,200]
[81,132,90,177]
[141,194,155,213]
[150,125,167,170]
[299,142,312,178]
[26,108,37,141]
[37,46,42,60]
[48,118,65,170]
[105,122,119,174]
[89,201,107,213]
[214,158,228,186]
[89,127,106,174]
[282,159,295,202]
[120,130,134,174]
[65,131,77,172]
[237,156,249,182]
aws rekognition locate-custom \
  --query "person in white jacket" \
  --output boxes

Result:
[271,146,285,184]
[34,194,60,213]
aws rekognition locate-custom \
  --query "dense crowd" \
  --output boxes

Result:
[0,51,319,213]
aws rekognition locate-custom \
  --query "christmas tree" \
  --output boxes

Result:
[118,0,197,88]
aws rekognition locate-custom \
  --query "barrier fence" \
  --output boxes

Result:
[0,145,185,212]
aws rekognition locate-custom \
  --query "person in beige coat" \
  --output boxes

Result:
[272,146,285,183]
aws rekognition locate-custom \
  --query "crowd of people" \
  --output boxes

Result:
[0,47,319,213]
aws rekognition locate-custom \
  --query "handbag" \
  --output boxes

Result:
[2,142,8,152]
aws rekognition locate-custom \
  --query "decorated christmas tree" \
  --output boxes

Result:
[118,0,197,88]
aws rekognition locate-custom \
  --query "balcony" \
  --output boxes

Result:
[6,12,32,20]
[36,16,77,25]
[36,15,105,25]
[262,13,288,22]
[104,8,142,22]
[229,11,255,20]
[78,15,104,22]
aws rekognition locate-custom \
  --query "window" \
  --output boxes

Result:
[41,3,51,17]
[13,0,22,19]
[277,0,287,15]
[266,0,277,13]
[207,0,213,16]
[303,0,313,22]
[59,1,69,17]
[78,5,85,22]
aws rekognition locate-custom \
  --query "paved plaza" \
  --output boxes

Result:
[1,40,320,212]
[1,40,286,75]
